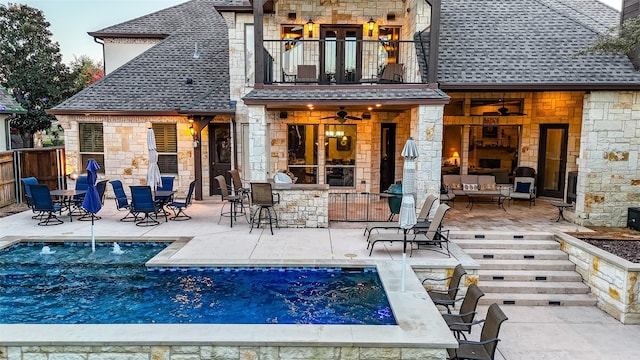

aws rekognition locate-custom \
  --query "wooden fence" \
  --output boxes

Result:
[0,152,16,207]
[0,147,66,207]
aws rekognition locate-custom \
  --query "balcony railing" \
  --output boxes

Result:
[263,39,420,85]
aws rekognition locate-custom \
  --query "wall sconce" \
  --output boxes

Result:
[367,18,376,37]
[306,19,314,38]
[189,120,199,148]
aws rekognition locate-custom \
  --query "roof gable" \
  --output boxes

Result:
[53,0,232,115]
[0,87,26,114]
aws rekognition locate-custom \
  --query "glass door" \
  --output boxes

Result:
[320,25,362,84]
[537,124,568,198]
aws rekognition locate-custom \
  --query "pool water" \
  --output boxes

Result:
[0,242,396,325]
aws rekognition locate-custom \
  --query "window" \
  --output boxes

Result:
[287,124,318,184]
[325,124,356,187]
[152,123,178,173]
[79,123,104,173]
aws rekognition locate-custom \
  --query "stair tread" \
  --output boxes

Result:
[481,280,589,288]
[476,259,574,265]
[465,249,565,254]
[479,270,583,281]
[479,293,597,306]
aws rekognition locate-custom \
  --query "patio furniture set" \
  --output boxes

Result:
[442,173,536,210]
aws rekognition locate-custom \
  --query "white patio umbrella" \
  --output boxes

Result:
[399,137,419,291]
[146,127,162,190]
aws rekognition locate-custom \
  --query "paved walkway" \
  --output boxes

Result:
[1,196,639,359]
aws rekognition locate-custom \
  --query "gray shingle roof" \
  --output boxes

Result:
[52,0,232,115]
[243,87,449,105]
[419,0,640,89]
[0,87,26,114]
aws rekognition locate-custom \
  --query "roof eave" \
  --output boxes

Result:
[47,109,181,116]
[439,83,640,91]
[88,32,170,39]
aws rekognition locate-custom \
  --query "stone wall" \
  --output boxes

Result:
[577,91,640,227]
[272,185,329,228]
[557,232,640,324]
[0,345,446,360]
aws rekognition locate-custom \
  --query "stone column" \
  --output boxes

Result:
[414,104,444,208]
[247,105,268,182]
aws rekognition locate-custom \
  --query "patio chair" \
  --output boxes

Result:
[155,176,175,216]
[509,176,536,207]
[109,180,136,222]
[229,169,250,209]
[168,180,196,221]
[29,184,63,226]
[422,264,467,314]
[364,194,437,240]
[447,303,508,360]
[367,203,451,257]
[296,65,317,83]
[69,175,88,216]
[378,63,404,83]
[441,284,485,340]
[215,175,246,226]
[130,185,163,226]
[21,176,40,218]
[79,180,108,221]
[249,182,280,235]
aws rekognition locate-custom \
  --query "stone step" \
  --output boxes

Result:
[464,248,568,260]
[476,259,576,271]
[449,231,555,241]
[480,280,591,294]
[479,292,597,306]
[479,270,583,282]
[453,239,560,250]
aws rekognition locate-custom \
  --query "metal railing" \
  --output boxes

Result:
[328,192,399,222]
[263,39,419,85]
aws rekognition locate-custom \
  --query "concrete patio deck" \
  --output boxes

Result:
[1,196,639,359]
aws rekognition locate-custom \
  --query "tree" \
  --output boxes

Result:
[0,3,72,134]
[580,17,640,67]
[69,55,104,93]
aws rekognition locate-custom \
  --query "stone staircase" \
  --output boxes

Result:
[453,233,597,306]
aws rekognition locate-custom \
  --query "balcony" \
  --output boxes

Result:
[262,39,421,85]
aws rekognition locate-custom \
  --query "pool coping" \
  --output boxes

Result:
[0,236,458,349]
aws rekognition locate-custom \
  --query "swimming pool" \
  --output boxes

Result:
[0,242,395,325]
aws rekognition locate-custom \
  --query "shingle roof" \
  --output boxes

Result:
[0,87,26,114]
[52,0,233,115]
[418,0,640,89]
[243,87,449,105]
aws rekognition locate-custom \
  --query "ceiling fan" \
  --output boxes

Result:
[321,107,362,123]
[496,97,526,116]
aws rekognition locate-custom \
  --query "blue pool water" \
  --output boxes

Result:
[0,242,396,325]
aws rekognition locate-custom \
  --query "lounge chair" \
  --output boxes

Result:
[29,184,64,226]
[447,303,508,360]
[168,180,196,221]
[441,283,485,339]
[422,264,467,314]
[364,194,437,240]
[367,203,451,257]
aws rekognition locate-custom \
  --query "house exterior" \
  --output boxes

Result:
[50,0,640,228]
[0,87,26,151]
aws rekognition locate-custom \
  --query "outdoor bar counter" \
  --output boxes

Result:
[271,182,329,228]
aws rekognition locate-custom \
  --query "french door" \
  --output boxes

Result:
[537,124,568,198]
[319,25,362,84]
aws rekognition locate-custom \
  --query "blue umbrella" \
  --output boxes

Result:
[82,159,101,252]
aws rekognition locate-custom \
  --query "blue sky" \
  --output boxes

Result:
[5,0,624,65]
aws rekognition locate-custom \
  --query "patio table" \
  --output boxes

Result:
[50,189,86,222]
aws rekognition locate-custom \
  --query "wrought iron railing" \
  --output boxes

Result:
[328,192,400,222]
[262,39,419,85]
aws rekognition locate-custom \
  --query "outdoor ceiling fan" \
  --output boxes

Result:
[497,97,526,116]
[321,107,362,123]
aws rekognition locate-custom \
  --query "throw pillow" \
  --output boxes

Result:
[440,183,448,194]
[449,182,462,190]
[515,182,531,193]
[463,183,478,191]
[480,183,497,191]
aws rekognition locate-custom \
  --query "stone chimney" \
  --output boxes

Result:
[621,0,640,69]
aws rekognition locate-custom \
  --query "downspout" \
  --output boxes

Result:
[93,37,106,74]
[427,0,441,84]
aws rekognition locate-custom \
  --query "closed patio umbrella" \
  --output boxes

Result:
[82,159,102,252]
[147,127,162,190]
[399,137,419,291]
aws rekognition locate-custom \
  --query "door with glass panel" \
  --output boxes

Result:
[319,26,362,84]
[209,123,232,196]
[537,124,568,198]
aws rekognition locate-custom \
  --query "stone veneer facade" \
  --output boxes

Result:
[576,91,640,227]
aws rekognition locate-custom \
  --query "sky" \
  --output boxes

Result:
[5,0,625,65]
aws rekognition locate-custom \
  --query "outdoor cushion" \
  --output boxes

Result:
[515,182,531,193]
[463,183,478,191]
[450,182,462,190]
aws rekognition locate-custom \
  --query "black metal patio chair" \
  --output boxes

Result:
[447,303,508,360]
[422,263,467,313]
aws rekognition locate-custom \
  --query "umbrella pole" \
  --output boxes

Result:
[401,229,407,292]
[91,216,95,252]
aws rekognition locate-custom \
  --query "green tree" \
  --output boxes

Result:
[69,55,104,93]
[581,17,640,65]
[0,3,72,134]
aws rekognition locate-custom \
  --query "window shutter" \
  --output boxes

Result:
[79,123,104,152]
